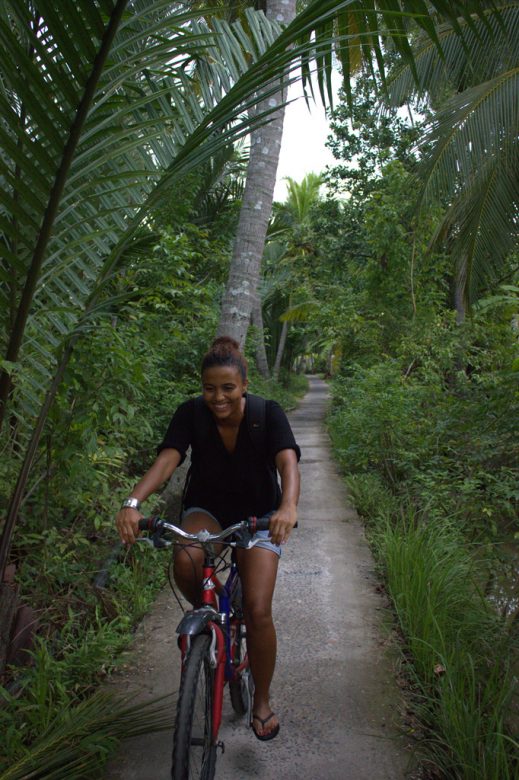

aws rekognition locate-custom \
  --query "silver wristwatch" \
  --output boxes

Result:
[121,497,141,510]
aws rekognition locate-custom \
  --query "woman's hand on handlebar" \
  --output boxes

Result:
[268,505,297,546]
[116,507,144,545]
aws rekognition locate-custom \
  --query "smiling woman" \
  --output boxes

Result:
[202,364,246,430]
[115,335,301,740]
[201,338,249,428]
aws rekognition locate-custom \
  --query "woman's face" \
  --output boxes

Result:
[201,365,247,422]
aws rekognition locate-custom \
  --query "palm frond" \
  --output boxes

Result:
[387,2,519,104]
[381,3,519,304]
[419,68,519,203]
[284,173,324,221]
[263,240,289,265]
[2,690,174,780]
[475,283,519,311]
[305,0,498,105]
[417,67,519,300]
[0,2,286,442]
[430,139,519,304]
[279,300,319,322]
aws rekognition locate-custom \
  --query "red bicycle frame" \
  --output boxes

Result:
[201,562,227,741]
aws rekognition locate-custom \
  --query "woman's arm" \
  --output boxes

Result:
[269,448,300,546]
[115,448,182,545]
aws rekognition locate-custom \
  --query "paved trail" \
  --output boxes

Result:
[106,377,410,779]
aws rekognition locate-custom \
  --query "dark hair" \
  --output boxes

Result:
[201,336,248,382]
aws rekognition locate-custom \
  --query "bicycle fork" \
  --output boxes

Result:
[208,622,226,741]
[176,616,226,745]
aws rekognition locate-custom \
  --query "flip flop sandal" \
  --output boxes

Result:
[251,712,280,741]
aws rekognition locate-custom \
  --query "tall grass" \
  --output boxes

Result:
[1,690,174,780]
[373,513,518,779]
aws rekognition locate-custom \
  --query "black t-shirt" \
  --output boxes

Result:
[158,395,301,527]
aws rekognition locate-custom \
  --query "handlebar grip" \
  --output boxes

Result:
[138,517,163,532]
[248,515,271,533]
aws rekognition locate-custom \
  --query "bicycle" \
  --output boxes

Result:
[138,514,271,780]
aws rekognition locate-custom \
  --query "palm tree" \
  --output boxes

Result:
[217,0,297,347]
[277,173,324,228]
[249,173,324,379]
[387,1,519,319]
[216,0,502,345]
[270,173,323,378]
[0,0,501,577]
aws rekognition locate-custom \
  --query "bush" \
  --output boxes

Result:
[328,343,518,539]
[1,541,166,771]
[327,308,519,777]
[249,369,308,409]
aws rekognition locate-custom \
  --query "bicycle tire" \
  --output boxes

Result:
[172,634,217,780]
[230,575,243,618]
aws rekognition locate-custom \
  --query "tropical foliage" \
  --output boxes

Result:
[1,1,516,774]
[253,172,324,378]
[0,214,306,772]
[387,1,519,312]
[313,69,518,777]
[0,0,497,573]
[219,55,518,774]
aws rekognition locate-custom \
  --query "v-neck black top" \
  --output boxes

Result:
[157,395,300,527]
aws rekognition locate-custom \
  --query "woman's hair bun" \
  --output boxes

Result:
[201,335,247,381]
[210,336,240,353]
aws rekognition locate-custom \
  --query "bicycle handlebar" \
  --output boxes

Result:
[137,515,270,546]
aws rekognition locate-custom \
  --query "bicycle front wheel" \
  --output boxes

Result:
[172,634,216,780]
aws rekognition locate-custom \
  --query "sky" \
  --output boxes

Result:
[273,73,341,202]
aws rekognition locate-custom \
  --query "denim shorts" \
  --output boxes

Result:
[181,507,281,557]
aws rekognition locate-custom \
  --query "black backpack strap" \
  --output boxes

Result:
[244,393,267,456]
[246,393,280,502]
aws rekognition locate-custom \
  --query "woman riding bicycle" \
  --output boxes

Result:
[116,336,300,741]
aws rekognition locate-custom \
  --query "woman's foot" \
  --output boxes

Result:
[251,705,280,740]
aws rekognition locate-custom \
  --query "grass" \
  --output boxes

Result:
[1,690,174,780]
[372,512,518,779]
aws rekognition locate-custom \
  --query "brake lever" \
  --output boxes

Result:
[136,531,172,549]
[233,526,263,549]
[245,537,264,549]
[136,537,154,547]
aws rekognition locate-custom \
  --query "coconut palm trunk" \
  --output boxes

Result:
[252,293,271,378]
[217,0,296,348]
[272,318,289,381]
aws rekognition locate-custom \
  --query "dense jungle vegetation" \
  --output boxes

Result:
[1,2,517,778]
[318,81,519,777]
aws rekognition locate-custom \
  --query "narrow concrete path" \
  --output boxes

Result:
[106,377,410,779]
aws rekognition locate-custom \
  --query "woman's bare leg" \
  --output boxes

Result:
[236,546,279,737]
[173,511,222,606]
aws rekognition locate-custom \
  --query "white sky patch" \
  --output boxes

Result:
[274,70,342,202]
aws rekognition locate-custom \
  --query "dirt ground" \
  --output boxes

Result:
[105,376,412,779]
